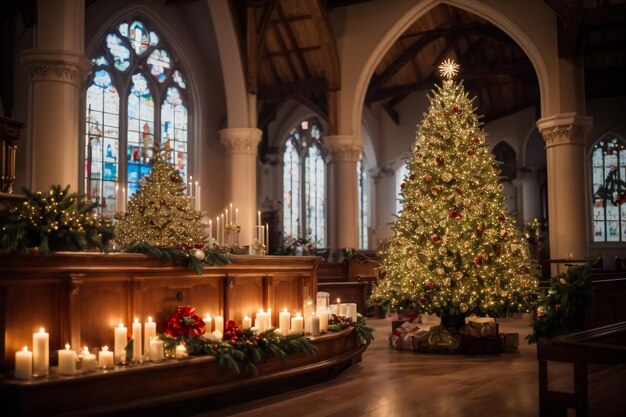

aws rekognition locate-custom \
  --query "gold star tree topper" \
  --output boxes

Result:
[439,58,460,80]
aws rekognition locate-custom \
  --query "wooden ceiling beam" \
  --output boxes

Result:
[265,45,321,58]
[245,0,279,94]
[269,14,312,24]
[276,3,312,79]
[258,77,327,100]
[270,15,301,82]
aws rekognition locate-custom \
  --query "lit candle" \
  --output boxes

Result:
[268,308,272,328]
[257,210,261,227]
[132,318,142,362]
[221,213,225,243]
[204,313,213,333]
[144,316,156,356]
[114,322,127,363]
[81,347,97,373]
[58,343,76,375]
[175,344,187,358]
[189,176,193,196]
[279,308,291,335]
[310,313,320,336]
[149,338,164,362]
[255,309,269,332]
[346,303,358,322]
[33,327,49,377]
[317,306,329,332]
[195,182,200,210]
[265,223,269,252]
[14,346,32,379]
[330,304,338,316]
[291,313,304,334]
[337,298,344,317]
[235,208,238,225]
[216,216,220,245]
[209,219,213,242]
[229,203,233,224]
[242,316,252,330]
[99,346,114,369]
[225,209,229,226]
[214,315,224,334]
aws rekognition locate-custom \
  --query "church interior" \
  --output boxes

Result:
[1,0,626,416]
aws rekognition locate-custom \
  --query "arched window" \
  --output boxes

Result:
[591,134,626,242]
[396,163,409,214]
[283,119,326,247]
[358,155,368,249]
[85,19,189,215]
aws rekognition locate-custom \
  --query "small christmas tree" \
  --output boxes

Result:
[115,145,206,247]
[372,59,537,322]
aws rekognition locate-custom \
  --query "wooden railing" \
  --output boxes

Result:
[537,322,626,417]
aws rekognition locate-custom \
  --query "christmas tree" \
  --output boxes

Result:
[115,145,206,247]
[372,59,538,321]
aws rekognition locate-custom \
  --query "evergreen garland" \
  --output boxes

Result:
[0,185,114,253]
[123,241,230,272]
[526,264,594,344]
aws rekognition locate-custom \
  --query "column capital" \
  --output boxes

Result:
[324,135,364,163]
[536,112,593,148]
[219,128,262,155]
[21,49,91,86]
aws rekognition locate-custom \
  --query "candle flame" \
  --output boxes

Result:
[102,346,109,352]
[65,343,70,350]
[148,316,153,322]
[83,346,89,354]
[296,312,302,317]
[118,322,124,328]
[204,313,211,320]
[22,346,28,352]
[337,298,341,304]
[134,318,139,323]
[39,327,45,333]
[283,308,288,313]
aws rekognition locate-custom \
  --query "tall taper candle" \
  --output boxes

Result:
[114,322,127,363]
[229,203,233,224]
[209,219,213,242]
[33,327,49,376]
[257,210,261,227]
[235,208,238,225]
[216,216,220,245]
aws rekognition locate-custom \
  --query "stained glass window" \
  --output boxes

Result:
[283,120,326,247]
[358,156,369,249]
[591,135,626,242]
[85,18,191,215]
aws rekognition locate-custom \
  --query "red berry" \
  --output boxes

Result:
[450,210,459,218]
[435,156,444,165]
[452,106,459,114]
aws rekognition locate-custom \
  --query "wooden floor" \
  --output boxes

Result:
[194,315,546,417]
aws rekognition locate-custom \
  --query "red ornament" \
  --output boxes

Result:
[435,156,444,166]
[492,164,500,174]
[424,175,432,183]
[498,214,505,222]
[400,182,406,189]
[455,187,463,195]
[475,227,483,235]
[170,174,180,183]
[474,256,483,266]
[471,136,479,143]
[450,210,460,219]
[431,187,439,196]
[452,106,459,114]
[407,203,414,212]
[379,269,386,279]
[432,234,441,244]
[419,297,428,304]
[494,246,501,255]
[425,282,435,291]
[409,174,415,181]
[467,149,475,156]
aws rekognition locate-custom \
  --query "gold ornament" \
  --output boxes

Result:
[459,303,468,313]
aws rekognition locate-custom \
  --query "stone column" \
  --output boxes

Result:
[219,128,262,247]
[20,0,90,192]
[325,135,364,255]
[536,113,592,266]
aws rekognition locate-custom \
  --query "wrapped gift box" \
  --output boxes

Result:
[501,332,519,353]
[466,321,499,337]
[390,321,429,351]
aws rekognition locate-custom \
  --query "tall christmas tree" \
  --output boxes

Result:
[115,145,206,247]
[372,59,537,321]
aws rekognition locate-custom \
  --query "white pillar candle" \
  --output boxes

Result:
[317,306,329,332]
[214,316,224,334]
[279,309,291,334]
[291,313,304,334]
[242,316,252,330]
[265,223,269,251]
[346,303,358,322]
[33,327,49,376]
[98,346,114,369]
[330,304,338,316]
[15,346,32,379]
[303,299,314,333]
[310,313,320,336]
[175,344,187,358]
[204,313,213,333]
[132,318,142,362]
[149,338,164,362]
[255,309,265,332]
[81,347,97,373]
[114,322,127,363]
[316,292,330,308]
[225,209,229,226]
[268,308,272,328]
[58,344,76,375]
[144,316,156,357]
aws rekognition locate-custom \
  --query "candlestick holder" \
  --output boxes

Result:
[252,239,267,256]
